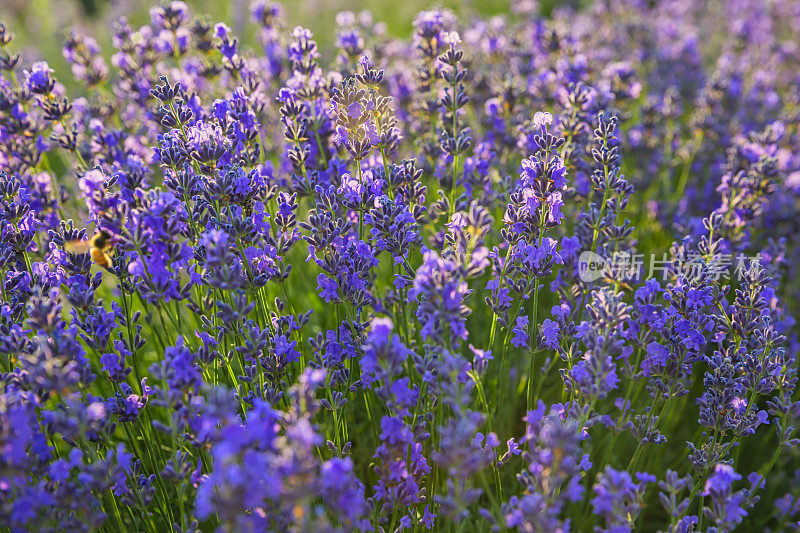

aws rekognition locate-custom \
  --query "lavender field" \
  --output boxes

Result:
[1,0,800,531]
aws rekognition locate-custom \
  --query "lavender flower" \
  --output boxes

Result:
[0,3,797,531]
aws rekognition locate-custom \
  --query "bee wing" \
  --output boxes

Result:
[64,239,92,254]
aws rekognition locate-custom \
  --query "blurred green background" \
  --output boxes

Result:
[1,0,528,86]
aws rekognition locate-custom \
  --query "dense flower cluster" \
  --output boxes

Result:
[1,0,800,531]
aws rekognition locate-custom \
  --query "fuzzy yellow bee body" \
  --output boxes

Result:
[65,230,114,269]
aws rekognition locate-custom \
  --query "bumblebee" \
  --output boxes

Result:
[65,230,114,269]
